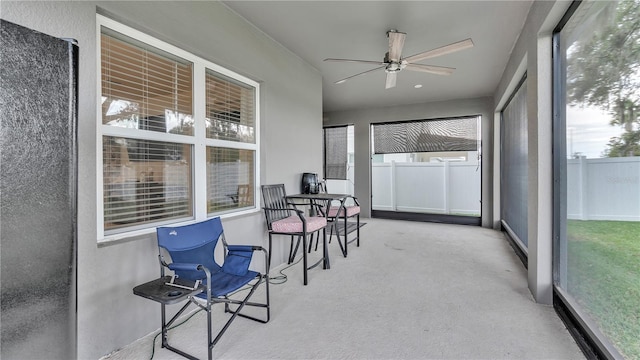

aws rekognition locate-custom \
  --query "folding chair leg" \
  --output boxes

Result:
[160,300,203,360]
[207,300,213,360]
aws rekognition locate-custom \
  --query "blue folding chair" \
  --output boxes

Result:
[155,217,269,360]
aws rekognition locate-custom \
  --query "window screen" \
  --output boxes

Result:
[324,126,348,180]
[372,116,479,154]
[501,76,528,248]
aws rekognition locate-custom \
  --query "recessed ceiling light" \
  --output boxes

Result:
[414,84,423,89]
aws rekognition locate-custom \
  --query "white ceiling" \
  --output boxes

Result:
[223,1,533,113]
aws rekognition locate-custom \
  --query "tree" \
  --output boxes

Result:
[602,129,640,157]
[567,0,640,156]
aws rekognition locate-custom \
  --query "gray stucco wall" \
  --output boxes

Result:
[1,1,322,358]
[492,0,572,304]
[324,97,494,228]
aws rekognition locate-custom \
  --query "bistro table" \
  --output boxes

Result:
[285,193,350,279]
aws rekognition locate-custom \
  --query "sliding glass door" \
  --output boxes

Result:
[554,1,640,358]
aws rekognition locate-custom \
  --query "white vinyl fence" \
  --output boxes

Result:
[372,160,481,216]
[567,156,640,221]
[371,157,639,221]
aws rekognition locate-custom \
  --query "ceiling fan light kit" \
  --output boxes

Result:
[325,29,474,89]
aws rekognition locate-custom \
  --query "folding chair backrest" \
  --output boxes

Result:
[261,184,291,228]
[157,218,223,281]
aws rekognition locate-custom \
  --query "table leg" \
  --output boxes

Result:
[323,226,330,269]
[302,234,308,285]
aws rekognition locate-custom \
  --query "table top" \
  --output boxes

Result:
[285,193,350,201]
[133,276,204,305]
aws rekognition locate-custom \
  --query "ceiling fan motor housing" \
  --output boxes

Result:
[384,52,406,73]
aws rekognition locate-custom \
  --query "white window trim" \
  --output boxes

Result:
[96,15,260,243]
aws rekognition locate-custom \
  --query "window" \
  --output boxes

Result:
[98,16,259,239]
[371,116,481,221]
[323,126,348,180]
[554,1,639,358]
[323,125,355,196]
[501,76,528,250]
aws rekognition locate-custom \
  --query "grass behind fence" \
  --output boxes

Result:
[567,220,640,359]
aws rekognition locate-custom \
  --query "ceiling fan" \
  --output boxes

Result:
[324,30,474,89]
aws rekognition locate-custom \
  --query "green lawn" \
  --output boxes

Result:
[566,220,640,359]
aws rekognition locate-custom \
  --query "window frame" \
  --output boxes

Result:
[96,15,260,242]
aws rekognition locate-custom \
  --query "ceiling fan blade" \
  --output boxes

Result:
[404,63,455,76]
[324,58,385,66]
[334,66,386,84]
[385,72,397,89]
[403,38,474,64]
[387,30,406,62]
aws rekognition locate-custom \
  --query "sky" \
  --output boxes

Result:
[566,105,625,158]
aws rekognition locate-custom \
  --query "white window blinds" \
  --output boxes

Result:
[500,76,528,247]
[102,136,193,232]
[205,70,255,143]
[101,28,193,135]
[324,126,348,180]
[372,116,479,154]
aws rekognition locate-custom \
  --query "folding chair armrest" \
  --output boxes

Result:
[165,263,212,291]
[227,244,254,252]
[168,262,200,272]
[225,244,265,253]
[168,262,207,273]
[225,245,269,275]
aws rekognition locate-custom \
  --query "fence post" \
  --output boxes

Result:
[444,160,450,214]
[391,160,397,211]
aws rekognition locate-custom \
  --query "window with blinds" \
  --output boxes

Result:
[102,136,193,231]
[500,76,528,248]
[323,126,348,180]
[205,69,257,214]
[101,28,193,135]
[205,70,255,143]
[372,116,479,154]
[206,147,255,213]
[98,16,260,238]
